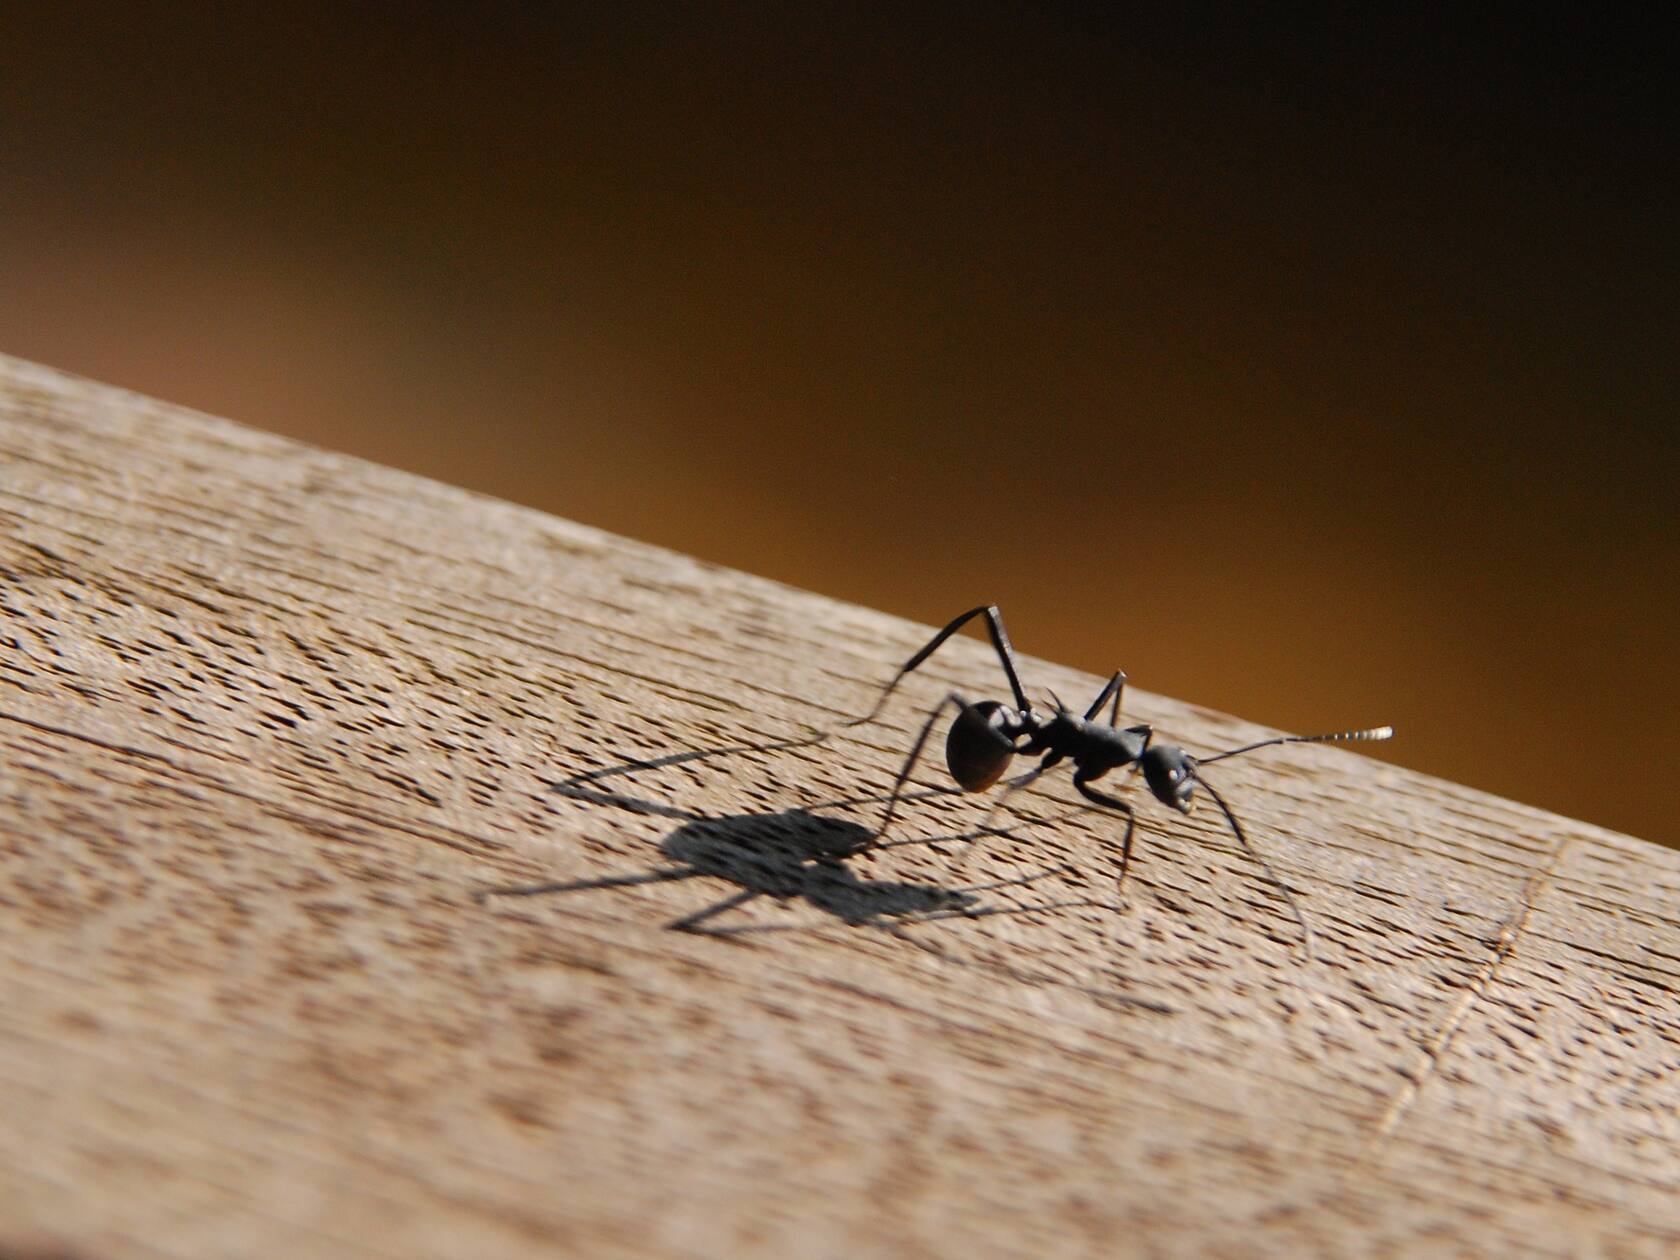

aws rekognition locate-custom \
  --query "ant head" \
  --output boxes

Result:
[1141,744,1197,812]
[945,700,1018,792]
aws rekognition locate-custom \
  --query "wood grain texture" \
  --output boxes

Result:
[0,351,1676,1259]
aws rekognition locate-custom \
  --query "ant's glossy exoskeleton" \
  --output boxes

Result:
[848,605,1392,955]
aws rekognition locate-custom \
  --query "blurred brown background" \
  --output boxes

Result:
[2,7,1674,844]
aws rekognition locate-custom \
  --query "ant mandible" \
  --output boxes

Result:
[847,605,1393,954]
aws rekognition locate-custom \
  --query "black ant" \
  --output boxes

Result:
[847,605,1392,955]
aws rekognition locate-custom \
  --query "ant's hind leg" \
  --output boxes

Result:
[947,749,1081,887]
[897,863,1087,924]
[866,693,967,846]
[850,605,1030,725]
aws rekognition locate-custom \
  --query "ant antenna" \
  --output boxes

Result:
[1191,774,1315,959]
[1183,724,1390,958]
[1197,726,1393,767]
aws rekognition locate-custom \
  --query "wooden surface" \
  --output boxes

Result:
[1,352,1676,1259]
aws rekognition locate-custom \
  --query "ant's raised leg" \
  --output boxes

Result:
[1072,769,1140,892]
[1082,671,1127,725]
[850,605,1030,725]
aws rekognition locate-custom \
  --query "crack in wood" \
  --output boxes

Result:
[1363,837,1572,1159]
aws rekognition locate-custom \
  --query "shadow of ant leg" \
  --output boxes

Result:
[955,863,1078,897]
[475,865,698,902]
[552,726,838,815]
[691,868,1090,941]
[902,896,1118,926]
[865,808,1042,857]
[667,887,766,935]
[938,765,1109,890]
[939,766,1051,886]
[802,783,962,816]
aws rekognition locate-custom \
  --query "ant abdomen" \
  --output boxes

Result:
[946,700,1017,791]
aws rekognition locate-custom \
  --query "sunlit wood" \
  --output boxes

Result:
[2,354,1675,1257]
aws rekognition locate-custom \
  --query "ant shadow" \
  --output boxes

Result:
[478,727,1172,1014]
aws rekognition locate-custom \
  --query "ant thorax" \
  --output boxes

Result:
[1068,721,1150,777]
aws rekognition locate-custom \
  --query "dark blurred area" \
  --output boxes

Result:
[1,6,1674,842]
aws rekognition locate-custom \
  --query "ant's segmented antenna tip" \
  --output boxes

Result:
[1199,722,1396,766]
[1312,725,1395,745]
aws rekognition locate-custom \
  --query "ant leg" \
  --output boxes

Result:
[866,693,967,844]
[944,752,1067,885]
[850,605,1030,725]
[1071,770,1141,893]
[1082,671,1127,725]
[945,767,1042,886]
[964,749,1062,844]
[975,758,1058,836]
